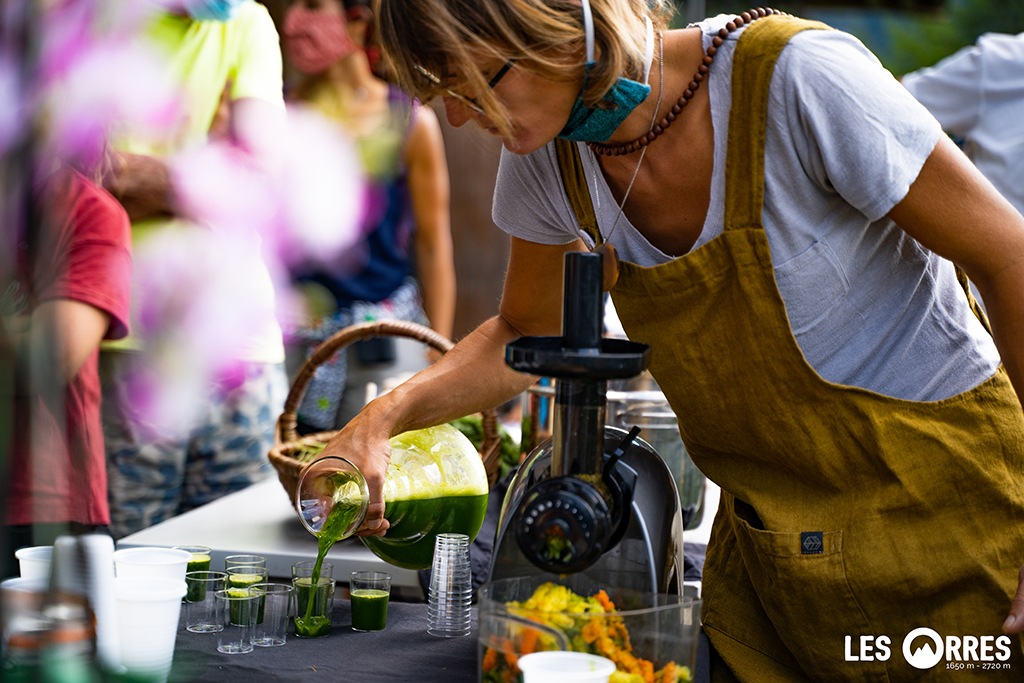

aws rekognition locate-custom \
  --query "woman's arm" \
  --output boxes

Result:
[887,134,1024,635]
[406,105,456,341]
[319,235,585,532]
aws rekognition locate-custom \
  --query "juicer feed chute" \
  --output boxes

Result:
[489,252,685,594]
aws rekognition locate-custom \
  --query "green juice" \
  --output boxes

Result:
[361,493,488,570]
[185,554,211,602]
[350,589,389,631]
[227,588,255,626]
[294,497,359,637]
[228,572,266,623]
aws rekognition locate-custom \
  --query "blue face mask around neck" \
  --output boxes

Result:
[558,1,654,143]
[184,0,250,22]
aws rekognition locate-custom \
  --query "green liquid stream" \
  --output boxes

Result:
[294,496,360,636]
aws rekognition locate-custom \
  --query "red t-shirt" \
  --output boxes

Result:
[6,168,132,526]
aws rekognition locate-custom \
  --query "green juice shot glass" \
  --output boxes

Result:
[350,571,391,632]
[175,546,212,602]
[215,588,258,654]
[227,567,268,623]
[292,576,335,638]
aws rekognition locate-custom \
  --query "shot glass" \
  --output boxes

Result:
[350,571,391,632]
[224,555,266,572]
[175,546,212,603]
[292,576,335,638]
[291,561,333,581]
[215,588,258,654]
[227,567,268,623]
[184,571,227,633]
[174,546,211,574]
[252,583,293,647]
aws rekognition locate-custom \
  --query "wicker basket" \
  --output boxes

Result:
[268,319,503,508]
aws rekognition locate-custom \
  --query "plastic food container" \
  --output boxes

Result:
[479,574,701,683]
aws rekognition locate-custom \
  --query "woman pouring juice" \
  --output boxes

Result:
[320,1,1024,680]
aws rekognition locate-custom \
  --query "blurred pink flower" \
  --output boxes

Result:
[45,40,179,167]
[131,226,282,436]
[273,104,365,267]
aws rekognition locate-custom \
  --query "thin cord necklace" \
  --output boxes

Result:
[600,30,665,245]
[589,31,664,288]
[587,7,784,156]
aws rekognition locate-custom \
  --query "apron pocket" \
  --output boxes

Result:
[729,498,883,681]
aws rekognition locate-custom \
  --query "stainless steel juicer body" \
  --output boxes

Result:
[486,252,685,594]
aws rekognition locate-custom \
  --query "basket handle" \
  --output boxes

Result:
[278,319,504,488]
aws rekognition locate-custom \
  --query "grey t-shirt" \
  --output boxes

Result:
[492,16,1000,401]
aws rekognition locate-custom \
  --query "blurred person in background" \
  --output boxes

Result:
[99,0,288,539]
[281,0,456,433]
[2,163,132,578]
[902,32,1024,216]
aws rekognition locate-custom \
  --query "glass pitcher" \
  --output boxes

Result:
[296,424,490,570]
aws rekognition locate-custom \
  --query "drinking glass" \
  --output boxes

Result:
[215,588,257,654]
[252,583,293,647]
[224,555,266,572]
[184,571,226,633]
[350,571,391,632]
[293,577,335,638]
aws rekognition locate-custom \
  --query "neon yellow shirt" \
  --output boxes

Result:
[108,3,285,363]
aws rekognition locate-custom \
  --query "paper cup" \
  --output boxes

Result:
[15,546,52,579]
[115,577,186,682]
[518,652,617,683]
[113,547,192,581]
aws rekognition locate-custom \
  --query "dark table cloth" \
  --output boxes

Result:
[168,599,479,682]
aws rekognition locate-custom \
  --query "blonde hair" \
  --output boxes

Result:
[374,0,673,135]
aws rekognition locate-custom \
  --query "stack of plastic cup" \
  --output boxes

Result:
[426,533,472,637]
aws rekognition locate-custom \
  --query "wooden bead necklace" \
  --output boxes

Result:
[587,7,785,157]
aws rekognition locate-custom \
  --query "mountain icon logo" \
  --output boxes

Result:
[902,627,943,669]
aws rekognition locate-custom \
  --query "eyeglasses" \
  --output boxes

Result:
[413,60,515,115]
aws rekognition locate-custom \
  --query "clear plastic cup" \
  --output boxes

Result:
[518,652,616,683]
[291,561,333,581]
[215,588,258,654]
[15,546,52,580]
[113,547,192,581]
[114,577,187,682]
[427,533,472,638]
[293,577,335,638]
[185,571,227,633]
[350,571,390,632]
[252,583,293,647]
[224,555,266,572]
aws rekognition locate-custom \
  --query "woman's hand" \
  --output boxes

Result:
[1004,564,1024,634]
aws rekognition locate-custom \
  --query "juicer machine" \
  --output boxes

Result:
[487,251,685,594]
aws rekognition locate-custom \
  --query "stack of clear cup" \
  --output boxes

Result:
[426,533,472,637]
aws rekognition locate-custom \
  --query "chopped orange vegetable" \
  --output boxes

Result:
[521,628,539,655]
[482,648,498,671]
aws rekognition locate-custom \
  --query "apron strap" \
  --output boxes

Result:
[724,17,992,332]
[554,138,602,247]
[724,15,832,232]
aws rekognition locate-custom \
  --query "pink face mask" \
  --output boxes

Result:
[283,6,358,75]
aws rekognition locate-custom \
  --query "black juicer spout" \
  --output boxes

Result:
[504,251,651,573]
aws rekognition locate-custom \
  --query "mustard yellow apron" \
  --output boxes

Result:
[555,15,1024,682]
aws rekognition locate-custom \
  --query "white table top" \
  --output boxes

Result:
[115,477,424,598]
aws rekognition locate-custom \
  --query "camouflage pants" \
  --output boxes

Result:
[101,353,287,539]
